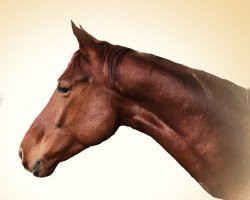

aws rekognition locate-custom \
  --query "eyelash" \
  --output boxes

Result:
[57,85,70,93]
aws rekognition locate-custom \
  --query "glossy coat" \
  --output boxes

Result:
[19,21,250,200]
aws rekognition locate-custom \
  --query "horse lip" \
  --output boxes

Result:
[31,160,42,176]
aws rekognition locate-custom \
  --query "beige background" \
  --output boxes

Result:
[0,0,249,199]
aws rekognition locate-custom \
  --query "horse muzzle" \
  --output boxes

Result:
[30,159,57,177]
[19,148,57,177]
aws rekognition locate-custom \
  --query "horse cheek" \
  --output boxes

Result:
[77,108,117,146]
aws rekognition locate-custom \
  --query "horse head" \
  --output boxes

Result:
[19,21,125,177]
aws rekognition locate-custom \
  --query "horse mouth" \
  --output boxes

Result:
[31,160,57,177]
[31,160,42,176]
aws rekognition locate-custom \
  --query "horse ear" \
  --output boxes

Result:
[71,20,99,54]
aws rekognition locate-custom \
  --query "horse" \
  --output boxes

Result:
[19,21,250,200]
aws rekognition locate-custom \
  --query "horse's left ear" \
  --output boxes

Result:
[71,20,99,55]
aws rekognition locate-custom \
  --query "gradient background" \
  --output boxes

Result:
[0,0,249,199]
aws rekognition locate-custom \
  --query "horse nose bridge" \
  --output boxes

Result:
[23,122,46,145]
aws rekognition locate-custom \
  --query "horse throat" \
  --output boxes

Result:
[127,105,226,196]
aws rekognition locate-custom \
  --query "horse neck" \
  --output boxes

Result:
[111,51,249,198]
[115,51,211,135]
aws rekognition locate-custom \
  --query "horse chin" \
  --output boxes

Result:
[35,167,56,178]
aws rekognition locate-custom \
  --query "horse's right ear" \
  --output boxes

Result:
[71,20,99,54]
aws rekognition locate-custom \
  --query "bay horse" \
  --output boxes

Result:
[19,21,250,200]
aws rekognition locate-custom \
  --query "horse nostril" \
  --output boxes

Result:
[18,148,23,160]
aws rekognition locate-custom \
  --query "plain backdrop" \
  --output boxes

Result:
[0,0,250,199]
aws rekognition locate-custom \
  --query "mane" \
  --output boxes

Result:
[59,49,87,81]
[59,43,132,86]
[60,43,250,114]
[102,42,133,88]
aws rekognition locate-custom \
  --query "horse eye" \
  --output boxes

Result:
[57,85,70,93]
